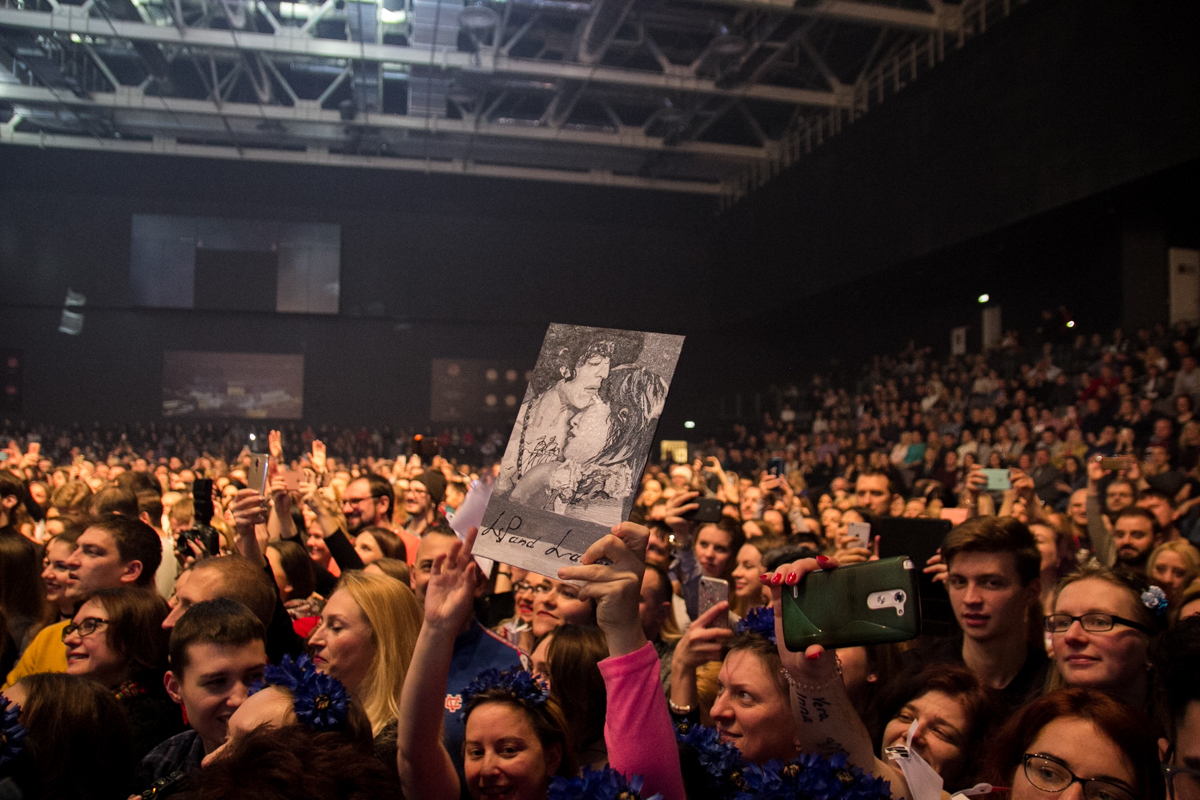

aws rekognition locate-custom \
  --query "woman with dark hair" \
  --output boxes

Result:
[266,539,322,637]
[352,526,404,565]
[498,328,644,497]
[0,532,45,676]
[1030,520,1078,618]
[873,664,1000,789]
[985,688,1165,800]
[1,672,136,800]
[62,586,182,760]
[530,624,609,769]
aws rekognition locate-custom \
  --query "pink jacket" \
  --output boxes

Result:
[600,642,685,800]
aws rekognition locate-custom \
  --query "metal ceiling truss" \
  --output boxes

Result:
[0,0,1010,197]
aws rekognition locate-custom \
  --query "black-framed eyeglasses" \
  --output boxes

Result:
[1044,613,1153,635]
[1162,762,1200,800]
[1023,754,1137,800]
[513,581,532,593]
[62,617,109,641]
[342,494,383,507]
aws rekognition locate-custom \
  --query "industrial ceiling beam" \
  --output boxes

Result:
[0,82,771,159]
[0,8,850,106]
[683,0,955,31]
[0,126,725,194]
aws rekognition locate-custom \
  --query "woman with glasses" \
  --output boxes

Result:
[1046,564,1165,710]
[493,569,536,653]
[62,585,183,761]
[986,687,1164,800]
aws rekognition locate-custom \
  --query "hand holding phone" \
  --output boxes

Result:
[780,557,921,651]
[247,453,270,494]
[980,468,1011,491]
[699,576,730,629]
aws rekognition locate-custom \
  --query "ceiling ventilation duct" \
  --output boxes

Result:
[408,0,459,118]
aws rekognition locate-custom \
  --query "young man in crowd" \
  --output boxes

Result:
[3,514,162,688]
[908,516,1047,716]
[403,470,446,539]
[134,599,268,794]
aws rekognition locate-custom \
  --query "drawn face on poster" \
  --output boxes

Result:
[493,325,681,529]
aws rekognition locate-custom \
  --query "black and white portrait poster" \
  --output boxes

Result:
[473,324,684,578]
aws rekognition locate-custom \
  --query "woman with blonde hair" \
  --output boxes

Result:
[1147,539,1200,605]
[309,570,422,739]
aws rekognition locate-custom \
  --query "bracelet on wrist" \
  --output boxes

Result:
[780,656,843,694]
[668,699,695,715]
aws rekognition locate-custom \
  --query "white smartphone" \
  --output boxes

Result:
[247,453,270,494]
[847,521,872,549]
[699,576,729,628]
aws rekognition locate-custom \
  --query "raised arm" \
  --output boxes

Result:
[397,527,480,800]
[560,522,686,800]
[230,487,269,567]
[764,557,907,796]
[1085,457,1116,566]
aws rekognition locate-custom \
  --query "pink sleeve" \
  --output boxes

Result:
[599,642,685,800]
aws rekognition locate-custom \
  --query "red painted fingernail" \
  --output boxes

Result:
[771,573,783,585]
[816,555,830,566]
[805,651,821,661]
[759,574,771,585]
[786,572,799,585]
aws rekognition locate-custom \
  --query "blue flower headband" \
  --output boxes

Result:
[461,668,550,716]
[549,767,662,800]
[249,654,351,731]
[676,722,891,800]
[0,695,26,767]
[1142,586,1169,618]
[735,606,776,644]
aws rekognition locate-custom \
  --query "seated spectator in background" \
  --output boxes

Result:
[136,598,268,795]
[63,586,182,760]
[4,514,162,689]
[1,672,136,800]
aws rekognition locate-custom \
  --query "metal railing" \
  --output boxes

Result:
[718,0,1031,212]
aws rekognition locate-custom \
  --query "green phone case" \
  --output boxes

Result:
[781,557,922,652]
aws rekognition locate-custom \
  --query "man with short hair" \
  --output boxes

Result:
[410,528,524,789]
[1112,507,1161,573]
[162,554,300,663]
[854,469,900,517]
[1138,489,1179,541]
[403,471,446,538]
[907,516,1047,716]
[134,599,268,794]
[3,515,162,688]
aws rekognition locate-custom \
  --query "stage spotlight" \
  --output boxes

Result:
[684,421,696,429]
[977,294,989,304]
[1067,320,1075,328]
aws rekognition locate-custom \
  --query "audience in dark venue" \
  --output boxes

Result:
[5,320,1200,800]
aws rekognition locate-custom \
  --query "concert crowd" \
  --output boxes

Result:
[1,319,1200,800]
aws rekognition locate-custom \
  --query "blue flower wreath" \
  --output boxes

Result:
[676,723,891,800]
[1142,586,1169,618]
[549,766,662,800]
[461,668,550,715]
[735,606,777,644]
[0,695,26,767]
[249,654,351,731]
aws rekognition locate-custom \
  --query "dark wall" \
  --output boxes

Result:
[0,149,715,424]
[714,0,1200,315]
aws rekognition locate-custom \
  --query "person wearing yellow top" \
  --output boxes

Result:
[2,619,69,689]
[3,515,163,689]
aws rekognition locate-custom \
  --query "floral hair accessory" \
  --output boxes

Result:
[735,606,776,644]
[1142,586,1169,617]
[0,695,26,767]
[676,723,891,800]
[461,668,550,715]
[549,767,662,800]
[249,654,351,731]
